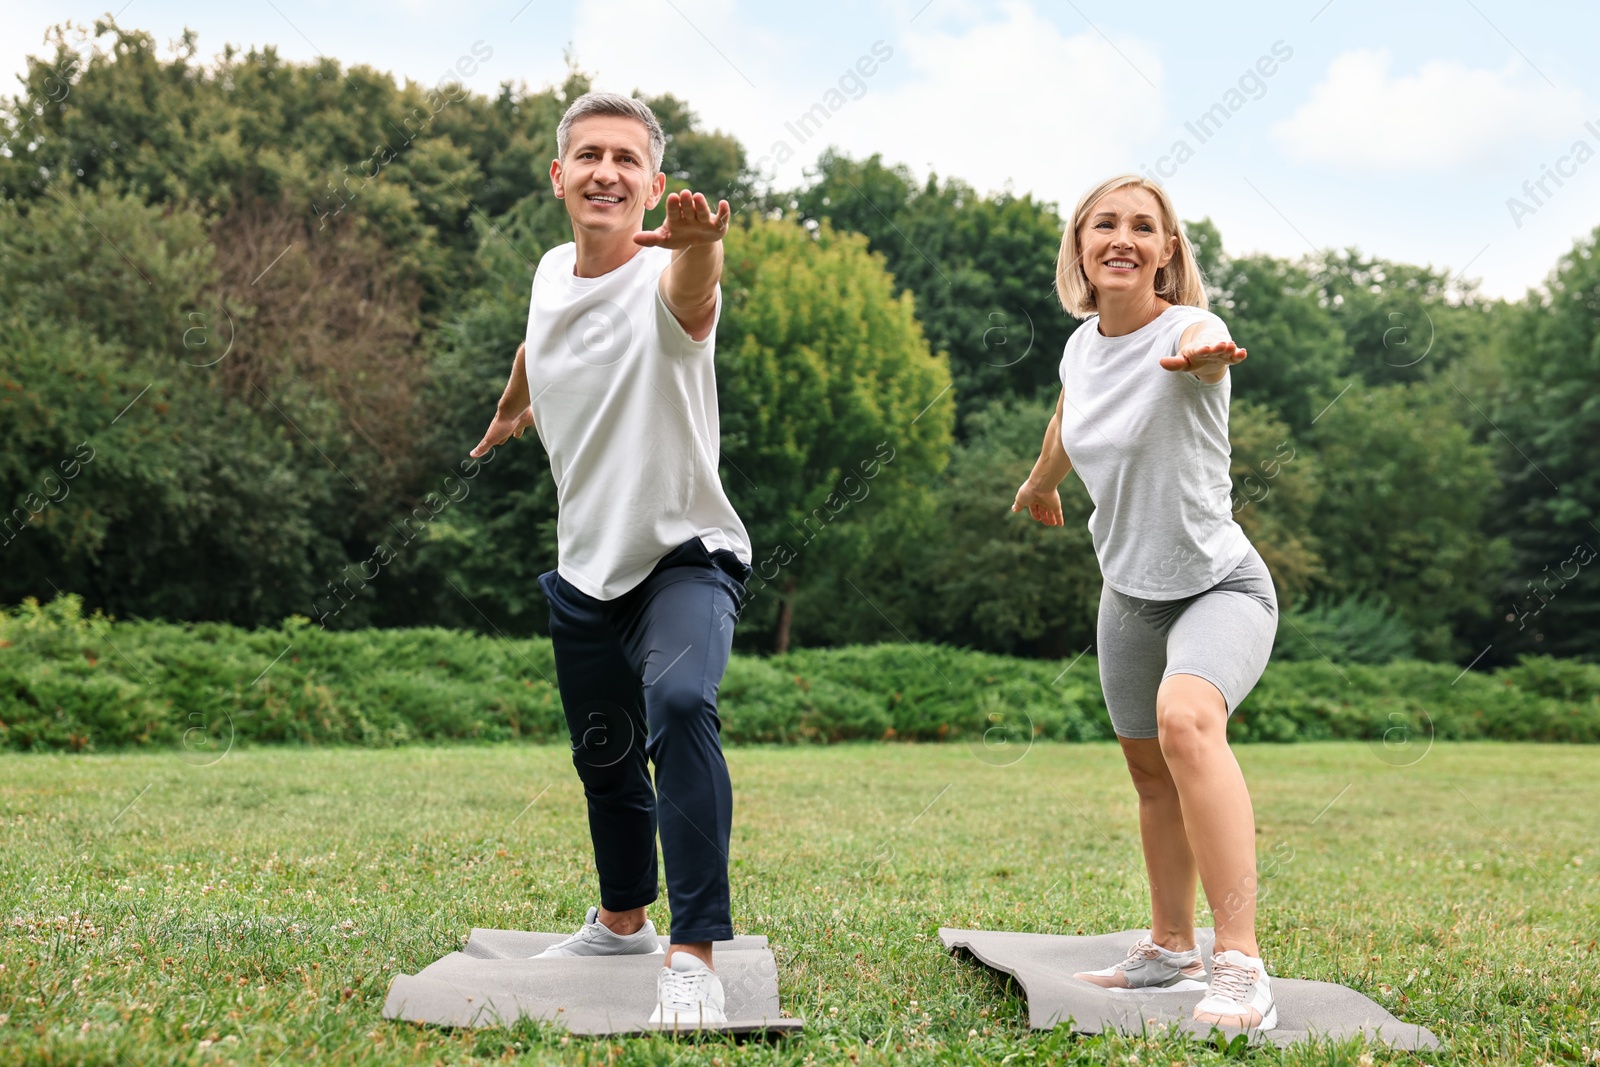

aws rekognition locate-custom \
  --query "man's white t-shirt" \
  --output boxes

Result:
[523,242,752,601]
[1058,303,1252,600]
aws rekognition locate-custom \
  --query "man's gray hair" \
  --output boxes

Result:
[555,92,666,174]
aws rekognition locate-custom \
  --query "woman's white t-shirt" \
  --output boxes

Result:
[1058,303,1251,600]
[523,242,752,601]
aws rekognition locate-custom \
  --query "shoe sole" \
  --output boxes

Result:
[1101,977,1209,994]
[531,944,666,959]
[646,1013,728,1028]
[1195,1002,1278,1030]
[1074,966,1207,992]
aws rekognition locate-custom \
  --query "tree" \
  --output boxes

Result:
[1306,249,1500,387]
[1479,225,1600,663]
[1305,378,1511,661]
[1226,398,1323,611]
[644,93,750,229]
[915,396,1100,658]
[785,151,1074,433]
[715,217,954,652]
[0,190,349,623]
[1207,251,1352,435]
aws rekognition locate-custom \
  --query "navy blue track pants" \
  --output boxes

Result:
[537,536,750,943]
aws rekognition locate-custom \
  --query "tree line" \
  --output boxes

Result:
[2,20,1595,667]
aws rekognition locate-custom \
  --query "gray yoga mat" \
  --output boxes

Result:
[940,927,1439,1050]
[383,928,803,1036]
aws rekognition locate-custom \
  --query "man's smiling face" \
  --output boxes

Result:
[550,114,666,235]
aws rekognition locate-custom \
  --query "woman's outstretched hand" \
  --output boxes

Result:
[1160,340,1247,379]
[1012,480,1064,526]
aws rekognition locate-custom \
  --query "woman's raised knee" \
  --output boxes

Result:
[1155,700,1225,763]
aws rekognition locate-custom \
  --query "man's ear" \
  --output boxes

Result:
[644,170,667,211]
[550,158,565,199]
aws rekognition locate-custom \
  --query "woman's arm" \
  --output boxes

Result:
[1011,387,1072,526]
[1162,318,1246,384]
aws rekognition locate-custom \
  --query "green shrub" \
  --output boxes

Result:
[1273,592,1416,664]
[1,594,1595,752]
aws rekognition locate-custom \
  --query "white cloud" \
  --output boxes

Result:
[568,0,787,143]
[1273,48,1587,170]
[829,2,1164,201]
[569,0,1163,204]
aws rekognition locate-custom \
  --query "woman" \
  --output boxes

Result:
[1011,174,1280,1030]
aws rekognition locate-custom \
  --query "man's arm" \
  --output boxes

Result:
[660,243,723,343]
[636,189,730,343]
[469,342,535,459]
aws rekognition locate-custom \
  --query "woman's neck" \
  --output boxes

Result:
[1095,291,1172,338]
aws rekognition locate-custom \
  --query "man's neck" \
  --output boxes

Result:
[572,228,645,279]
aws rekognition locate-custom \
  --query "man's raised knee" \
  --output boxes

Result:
[650,681,711,736]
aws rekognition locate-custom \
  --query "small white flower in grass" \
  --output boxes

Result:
[968,1029,977,1038]
[1358,1053,1375,1067]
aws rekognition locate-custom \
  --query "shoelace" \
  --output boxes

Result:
[659,968,713,1010]
[550,922,600,950]
[1125,938,1164,962]
[1206,958,1258,1004]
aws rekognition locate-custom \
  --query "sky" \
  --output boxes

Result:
[4,0,1599,300]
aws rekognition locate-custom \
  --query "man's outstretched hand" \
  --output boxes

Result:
[634,190,730,249]
[470,405,533,459]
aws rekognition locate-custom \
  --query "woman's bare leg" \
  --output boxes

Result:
[1117,735,1199,951]
[1155,673,1259,958]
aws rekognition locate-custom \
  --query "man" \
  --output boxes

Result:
[469,91,753,1028]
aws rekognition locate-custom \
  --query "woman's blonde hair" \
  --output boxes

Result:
[1055,174,1208,318]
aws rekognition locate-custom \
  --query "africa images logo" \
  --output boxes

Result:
[566,300,634,368]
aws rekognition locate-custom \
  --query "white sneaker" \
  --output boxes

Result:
[1193,949,1277,1030]
[531,907,665,958]
[1074,935,1207,990]
[647,951,727,1029]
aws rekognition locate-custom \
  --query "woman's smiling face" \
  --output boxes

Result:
[1077,184,1178,303]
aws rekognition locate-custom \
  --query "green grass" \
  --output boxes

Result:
[1,742,1596,1065]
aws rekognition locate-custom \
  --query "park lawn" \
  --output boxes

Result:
[0,741,1595,1066]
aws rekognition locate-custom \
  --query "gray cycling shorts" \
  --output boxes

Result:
[1095,542,1279,740]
